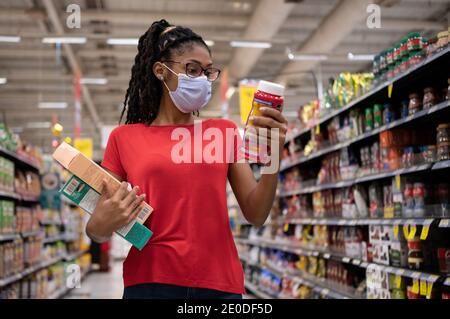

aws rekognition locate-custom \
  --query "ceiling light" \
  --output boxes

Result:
[26,122,52,129]
[0,78,7,84]
[38,102,68,109]
[107,38,139,46]
[80,77,108,85]
[347,52,374,61]
[230,41,272,49]
[288,54,328,61]
[42,37,87,44]
[0,36,21,43]
[205,40,215,47]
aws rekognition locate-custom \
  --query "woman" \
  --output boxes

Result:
[86,19,287,299]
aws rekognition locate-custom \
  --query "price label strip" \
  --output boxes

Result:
[439,219,450,228]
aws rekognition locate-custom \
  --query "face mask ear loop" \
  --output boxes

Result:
[160,63,179,92]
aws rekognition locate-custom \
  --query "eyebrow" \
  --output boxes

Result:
[188,59,213,67]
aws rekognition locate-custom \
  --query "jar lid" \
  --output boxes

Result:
[257,80,285,97]
[407,32,421,38]
[438,31,449,38]
[437,123,450,129]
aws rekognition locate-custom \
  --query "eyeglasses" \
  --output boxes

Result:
[162,60,221,82]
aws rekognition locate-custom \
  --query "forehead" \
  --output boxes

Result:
[172,44,212,65]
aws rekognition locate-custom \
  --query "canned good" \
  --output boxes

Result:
[413,183,426,217]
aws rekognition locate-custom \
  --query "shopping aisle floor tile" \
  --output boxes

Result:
[65,260,124,299]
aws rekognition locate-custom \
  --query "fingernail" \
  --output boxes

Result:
[249,116,255,121]
[260,107,267,111]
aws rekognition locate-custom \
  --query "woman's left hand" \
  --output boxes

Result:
[250,107,288,161]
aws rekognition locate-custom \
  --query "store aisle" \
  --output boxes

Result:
[65,261,124,299]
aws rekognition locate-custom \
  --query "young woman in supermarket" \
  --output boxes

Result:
[85,19,287,299]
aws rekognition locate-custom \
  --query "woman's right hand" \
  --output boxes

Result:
[86,180,146,240]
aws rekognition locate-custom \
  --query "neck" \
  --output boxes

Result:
[152,93,194,125]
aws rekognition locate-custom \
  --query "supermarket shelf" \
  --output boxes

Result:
[20,230,43,238]
[235,237,444,283]
[48,268,90,299]
[280,100,449,173]
[43,234,65,244]
[0,255,65,288]
[0,146,41,171]
[244,281,275,299]
[281,217,438,227]
[432,160,450,171]
[279,163,433,197]
[40,219,63,226]
[283,46,450,146]
[0,233,20,242]
[0,190,21,200]
[64,249,89,261]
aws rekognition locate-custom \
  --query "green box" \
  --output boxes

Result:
[60,175,152,250]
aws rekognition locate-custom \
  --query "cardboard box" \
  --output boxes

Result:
[60,174,152,250]
[53,142,154,250]
[53,142,153,224]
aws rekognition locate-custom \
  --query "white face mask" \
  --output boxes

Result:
[161,64,212,113]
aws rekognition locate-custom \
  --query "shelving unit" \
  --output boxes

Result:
[232,46,450,300]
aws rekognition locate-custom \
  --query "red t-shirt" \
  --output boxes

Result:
[101,119,245,294]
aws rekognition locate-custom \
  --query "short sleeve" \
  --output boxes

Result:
[101,128,127,180]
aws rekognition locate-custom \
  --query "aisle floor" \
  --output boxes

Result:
[65,260,255,299]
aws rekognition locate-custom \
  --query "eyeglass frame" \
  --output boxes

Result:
[160,60,221,82]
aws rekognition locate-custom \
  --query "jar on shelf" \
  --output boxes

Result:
[424,145,436,163]
[437,31,449,52]
[383,103,395,124]
[423,87,439,109]
[408,93,422,115]
[386,47,394,66]
[400,38,408,57]
[400,55,409,72]
[438,142,450,161]
[407,32,423,52]
[407,237,424,270]
[425,37,438,58]
[437,123,450,144]
[408,51,425,67]
[393,42,401,62]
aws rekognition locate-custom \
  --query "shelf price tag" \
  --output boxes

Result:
[420,224,431,240]
[408,225,417,240]
[395,174,401,189]
[420,280,427,296]
[439,219,450,228]
[283,223,289,232]
[394,275,402,288]
[388,83,394,98]
[402,224,410,240]
[426,282,434,299]
[393,225,399,239]
[412,279,419,294]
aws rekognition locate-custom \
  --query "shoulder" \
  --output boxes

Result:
[203,118,239,130]
[110,123,146,137]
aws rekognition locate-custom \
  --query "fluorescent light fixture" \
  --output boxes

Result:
[288,54,328,61]
[205,40,215,47]
[107,38,139,45]
[38,102,68,109]
[0,78,7,84]
[347,52,374,61]
[0,36,21,43]
[80,77,108,85]
[230,41,272,49]
[26,122,52,129]
[42,37,87,44]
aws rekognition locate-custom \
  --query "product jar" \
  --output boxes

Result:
[386,48,394,66]
[407,32,423,52]
[437,124,450,144]
[400,38,408,57]
[437,31,449,51]
[407,237,424,270]
[408,93,422,115]
[437,183,449,217]
[423,87,439,109]
[408,51,425,67]
[437,142,450,161]
[243,80,285,164]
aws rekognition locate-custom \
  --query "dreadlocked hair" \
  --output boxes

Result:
[119,19,211,125]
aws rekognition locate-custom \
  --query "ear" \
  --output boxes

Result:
[153,61,165,81]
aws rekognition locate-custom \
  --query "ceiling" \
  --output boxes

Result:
[0,0,449,158]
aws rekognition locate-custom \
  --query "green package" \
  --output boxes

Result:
[60,175,152,250]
